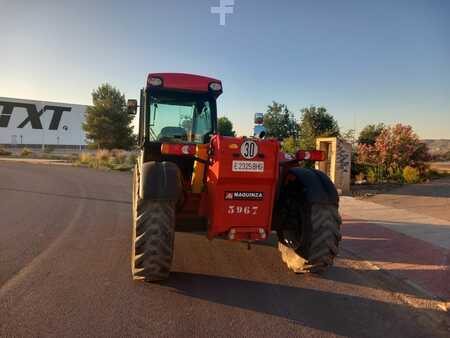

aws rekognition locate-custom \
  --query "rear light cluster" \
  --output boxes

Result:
[148,77,163,87]
[209,82,222,91]
[295,150,326,161]
[228,227,267,241]
[161,143,196,156]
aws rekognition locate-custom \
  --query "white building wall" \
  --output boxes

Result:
[0,97,87,146]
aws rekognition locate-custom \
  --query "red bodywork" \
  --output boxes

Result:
[147,73,222,96]
[147,73,326,244]
[204,136,280,241]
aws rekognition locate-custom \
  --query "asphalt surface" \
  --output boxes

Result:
[368,176,450,222]
[0,162,447,337]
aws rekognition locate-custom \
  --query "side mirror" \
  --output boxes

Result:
[127,99,138,115]
[253,125,267,139]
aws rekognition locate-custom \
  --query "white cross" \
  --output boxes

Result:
[211,0,234,26]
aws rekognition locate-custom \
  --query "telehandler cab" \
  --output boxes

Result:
[128,73,341,281]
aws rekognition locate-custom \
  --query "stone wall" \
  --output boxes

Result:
[316,137,352,195]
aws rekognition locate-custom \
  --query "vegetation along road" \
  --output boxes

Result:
[0,162,447,337]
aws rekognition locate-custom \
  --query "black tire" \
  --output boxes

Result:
[131,170,176,281]
[277,185,342,274]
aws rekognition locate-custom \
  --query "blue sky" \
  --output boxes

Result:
[1,0,449,138]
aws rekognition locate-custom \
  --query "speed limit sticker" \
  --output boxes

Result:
[240,140,258,159]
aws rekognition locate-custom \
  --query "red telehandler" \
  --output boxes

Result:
[127,73,341,281]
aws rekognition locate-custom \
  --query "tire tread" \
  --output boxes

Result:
[131,199,175,282]
[279,203,341,274]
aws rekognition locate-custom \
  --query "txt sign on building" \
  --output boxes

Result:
[0,97,87,146]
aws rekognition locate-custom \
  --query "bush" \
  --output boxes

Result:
[367,168,377,184]
[352,161,370,178]
[387,166,403,182]
[358,123,385,145]
[111,149,127,164]
[110,151,136,170]
[403,166,420,184]
[355,172,365,183]
[281,136,300,155]
[20,148,33,157]
[43,146,55,154]
[76,149,134,171]
[95,149,110,162]
[0,146,12,156]
[356,124,430,183]
[90,149,109,168]
[357,124,430,169]
[79,152,93,164]
[126,153,137,167]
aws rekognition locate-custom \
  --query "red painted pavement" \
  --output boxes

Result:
[342,215,450,301]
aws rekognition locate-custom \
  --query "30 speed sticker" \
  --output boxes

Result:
[240,140,258,159]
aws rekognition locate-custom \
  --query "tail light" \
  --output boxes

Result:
[161,144,196,156]
[296,150,326,161]
[227,227,267,241]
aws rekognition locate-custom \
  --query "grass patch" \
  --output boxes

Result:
[0,146,12,156]
[76,149,135,171]
[20,147,33,157]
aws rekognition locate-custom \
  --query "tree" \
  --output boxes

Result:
[281,136,301,155]
[264,101,298,140]
[217,117,236,136]
[342,129,356,145]
[298,106,340,149]
[83,83,136,149]
[357,123,385,145]
[357,124,430,171]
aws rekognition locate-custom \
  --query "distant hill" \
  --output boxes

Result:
[423,139,450,155]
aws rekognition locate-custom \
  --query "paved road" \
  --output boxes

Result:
[0,162,447,337]
[368,176,450,222]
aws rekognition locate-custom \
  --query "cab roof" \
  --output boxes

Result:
[146,73,222,96]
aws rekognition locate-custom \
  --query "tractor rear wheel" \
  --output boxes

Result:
[131,171,175,281]
[277,186,341,274]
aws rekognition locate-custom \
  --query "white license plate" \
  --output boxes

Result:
[232,160,264,172]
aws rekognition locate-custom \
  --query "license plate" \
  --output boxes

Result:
[232,160,264,172]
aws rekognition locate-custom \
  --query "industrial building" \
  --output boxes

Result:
[0,97,87,147]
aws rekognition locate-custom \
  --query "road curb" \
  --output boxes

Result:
[0,157,72,166]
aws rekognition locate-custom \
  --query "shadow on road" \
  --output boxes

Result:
[163,272,444,337]
[179,231,448,301]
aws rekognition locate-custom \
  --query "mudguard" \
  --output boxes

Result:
[285,167,339,205]
[140,161,182,201]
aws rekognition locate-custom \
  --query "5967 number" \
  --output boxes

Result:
[227,205,258,215]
